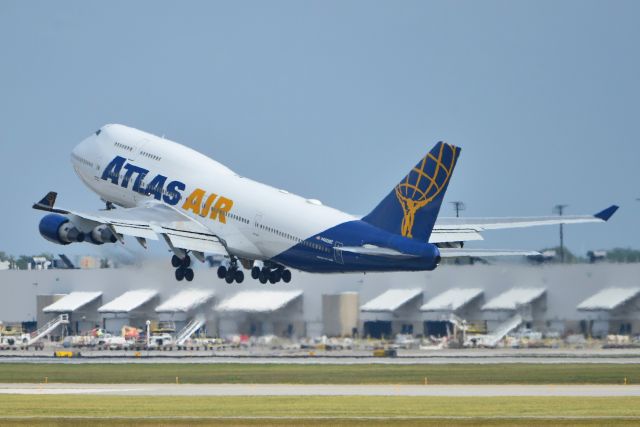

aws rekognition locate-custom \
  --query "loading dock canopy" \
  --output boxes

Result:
[421,288,483,311]
[155,289,215,313]
[216,290,303,313]
[43,291,103,313]
[98,289,158,313]
[577,288,640,311]
[482,288,546,311]
[361,289,422,312]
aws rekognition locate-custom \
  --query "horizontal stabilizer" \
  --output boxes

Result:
[336,245,419,258]
[439,248,540,258]
[429,228,484,244]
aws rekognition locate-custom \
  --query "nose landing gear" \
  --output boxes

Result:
[172,254,194,282]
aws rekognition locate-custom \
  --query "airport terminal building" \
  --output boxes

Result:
[1,260,640,341]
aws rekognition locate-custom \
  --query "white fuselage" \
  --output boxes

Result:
[71,124,356,262]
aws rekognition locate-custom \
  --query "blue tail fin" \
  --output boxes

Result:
[362,142,460,241]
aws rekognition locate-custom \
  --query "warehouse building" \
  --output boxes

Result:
[482,287,547,332]
[98,289,159,334]
[36,294,65,334]
[42,291,103,335]
[216,290,304,338]
[577,287,640,337]
[155,288,216,335]
[2,260,640,340]
[421,288,485,337]
[360,289,423,338]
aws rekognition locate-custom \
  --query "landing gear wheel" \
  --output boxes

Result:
[282,269,292,283]
[235,270,244,283]
[217,266,227,279]
[175,268,186,281]
[259,269,268,284]
[225,271,235,284]
[181,256,191,268]
[171,255,181,268]
[251,266,260,280]
[184,268,194,282]
[269,271,278,284]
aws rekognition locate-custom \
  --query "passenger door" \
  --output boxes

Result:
[333,241,344,264]
[253,212,263,237]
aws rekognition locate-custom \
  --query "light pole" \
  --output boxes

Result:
[553,204,568,263]
[450,201,466,218]
[145,320,151,348]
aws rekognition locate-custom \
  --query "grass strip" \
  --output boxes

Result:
[3,420,640,427]
[0,395,638,419]
[0,363,638,384]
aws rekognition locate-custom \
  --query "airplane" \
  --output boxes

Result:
[33,124,618,284]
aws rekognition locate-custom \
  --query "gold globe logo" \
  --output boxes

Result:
[395,143,458,238]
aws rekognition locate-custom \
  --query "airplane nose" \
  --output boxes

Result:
[71,130,100,167]
[71,137,90,160]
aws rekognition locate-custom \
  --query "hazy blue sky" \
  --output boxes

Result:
[1,0,638,259]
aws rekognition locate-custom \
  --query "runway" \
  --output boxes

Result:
[2,357,640,364]
[2,347,640,364]
[2,383,640,396]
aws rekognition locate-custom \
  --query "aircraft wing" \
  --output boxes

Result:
[33,193,227,255]
[429,205,618,244]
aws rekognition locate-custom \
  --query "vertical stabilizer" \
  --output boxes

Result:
[362,142,460,241]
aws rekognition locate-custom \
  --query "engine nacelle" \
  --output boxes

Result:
[39,214,85,245]
[89,225,117,245]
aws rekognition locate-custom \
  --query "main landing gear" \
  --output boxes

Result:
[251,265,292,284]
[172,254,194,282]
[216,260,291,284]
[217,261,245,284]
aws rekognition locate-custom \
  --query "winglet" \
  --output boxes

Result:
[33,191,68,214]
[594,205,619,221]
[36,192,57,209]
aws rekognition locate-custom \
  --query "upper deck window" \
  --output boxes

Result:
[114,141,133,152]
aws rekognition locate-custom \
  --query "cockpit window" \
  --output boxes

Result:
[95,129,102,136]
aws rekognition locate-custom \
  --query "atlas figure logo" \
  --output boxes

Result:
[394,143,458,238]
[101,156,234,223]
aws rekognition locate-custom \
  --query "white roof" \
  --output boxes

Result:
[577,288,640,311]
[155,289,215,313]
[482,288,546,310]
[361,289,422,312]
[98,289,158,313]
[421,288,483,311]
[216,290,303,313]
[43,291,103,313]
